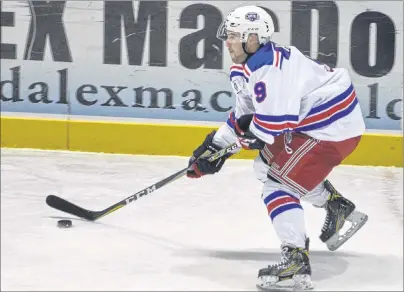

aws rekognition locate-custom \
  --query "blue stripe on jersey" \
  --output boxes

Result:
[230,71,244,80]
[226,112,236,129]
[252,121,287,136]
[296,98,358,132]
[255,113,299,123]
[226,119,233,128]
[307,84,354,116]
[253,122,283,136]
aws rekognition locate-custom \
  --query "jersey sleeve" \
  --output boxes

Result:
[225,64,256,132]
[245,62,301,145]
[212,122,240,155]
[211,64,257,154]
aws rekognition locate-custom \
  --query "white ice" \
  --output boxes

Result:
[1,148,403,291]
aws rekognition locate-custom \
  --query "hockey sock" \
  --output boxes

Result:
[263,189,307,248]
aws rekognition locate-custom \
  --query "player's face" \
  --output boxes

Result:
[225,31,248,64]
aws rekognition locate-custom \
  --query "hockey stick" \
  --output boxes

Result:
[46,142,239,221]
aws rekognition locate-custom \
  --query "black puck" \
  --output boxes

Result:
[57,219,72,228]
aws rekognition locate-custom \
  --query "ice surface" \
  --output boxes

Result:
[1,148,403,291]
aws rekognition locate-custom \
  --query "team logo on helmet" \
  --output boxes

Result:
[245,12,260,22]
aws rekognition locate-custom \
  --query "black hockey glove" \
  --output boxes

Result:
[187,130,232,179]
[234,114,265,150]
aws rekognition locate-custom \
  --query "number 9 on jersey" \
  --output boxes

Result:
[254,81,267,103]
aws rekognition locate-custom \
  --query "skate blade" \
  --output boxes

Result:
[257,284,315,291]
[257,275,314,291]
[326,210,368,251]
[257,283,296,291]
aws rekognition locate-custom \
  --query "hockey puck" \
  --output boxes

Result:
[57,219,72,228]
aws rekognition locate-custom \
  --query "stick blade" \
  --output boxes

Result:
[46,195,96,221]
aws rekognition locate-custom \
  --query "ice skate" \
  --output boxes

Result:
[257,243,314,291]
[320,180,368,251]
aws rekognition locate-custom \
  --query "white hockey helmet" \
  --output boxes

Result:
[217,6,275,44]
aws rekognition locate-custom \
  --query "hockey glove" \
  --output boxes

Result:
[234,114,265,150]
[187,130,232,179]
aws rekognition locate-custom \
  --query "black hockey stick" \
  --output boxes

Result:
[46,142,239,221]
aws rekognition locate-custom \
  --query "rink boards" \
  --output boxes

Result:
[1,116,402,167]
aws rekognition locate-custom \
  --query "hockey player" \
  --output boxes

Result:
[186,5,369,291]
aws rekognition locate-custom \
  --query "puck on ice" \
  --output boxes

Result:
[57,219,72,228]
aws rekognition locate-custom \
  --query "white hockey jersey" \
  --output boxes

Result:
[213,41,365,148]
